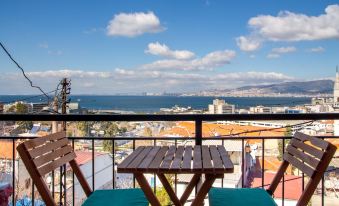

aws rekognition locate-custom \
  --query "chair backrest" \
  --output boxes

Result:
[268,132,337,206]
[17,131,92,206]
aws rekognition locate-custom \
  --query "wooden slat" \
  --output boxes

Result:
[286,145,319,169]
[29,138,70,158]
[202,146,213,171]
[127,146,153,169]
[138,146,161,170]
[33,145,73,167]
[181,146,192,172]
[148,146,168,171]
[193,146,202,170]
[290,138,323,159]
[171,146,185,170]
[160,146,176,170]
[24,131,65,149]
[117,146,145,171]
[210,146,224,172]
[284,153,314,177]
[294,132,328,150]
[38,152,76,176]
[217,145,234,170]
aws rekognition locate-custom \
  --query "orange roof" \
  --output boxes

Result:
[252,172,302,200]
[160,122,285,137]
[0,140,16,159]
[258,156,293,174]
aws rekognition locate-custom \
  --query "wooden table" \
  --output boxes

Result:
[117,145,234,206]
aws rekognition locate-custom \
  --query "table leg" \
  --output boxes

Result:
[157,173,182,206]
[190,174,220,206]
[180,174,200,204]
[134,173,161,206]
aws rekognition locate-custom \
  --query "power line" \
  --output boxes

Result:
[0,41,50,103]
[1,89,61,104]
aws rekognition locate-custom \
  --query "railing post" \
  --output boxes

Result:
[195,120,202,146]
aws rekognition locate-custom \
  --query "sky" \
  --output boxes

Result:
[0,0,339,95]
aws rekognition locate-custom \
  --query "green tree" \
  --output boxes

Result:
[155,174,174,206]
[16,121,33,133]
[16,103,28,113]
[101,122,121,152]
[8,102,28,113]
[278,125,292,160]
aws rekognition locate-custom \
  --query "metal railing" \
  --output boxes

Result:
[1,113,339,206]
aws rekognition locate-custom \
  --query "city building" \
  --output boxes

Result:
[208,99,235,114]
[249,105,272,114]
[334,66,339,108]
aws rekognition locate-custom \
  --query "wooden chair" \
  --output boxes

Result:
[208,132,337,206]
[17,131,148,206]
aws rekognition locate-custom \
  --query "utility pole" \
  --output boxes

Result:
[58,78,71,206]
[60,78,71,130]
[52,96,58,133]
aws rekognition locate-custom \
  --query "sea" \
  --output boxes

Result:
[0,95,312,113]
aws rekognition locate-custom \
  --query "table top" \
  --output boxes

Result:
[117,145,234,174]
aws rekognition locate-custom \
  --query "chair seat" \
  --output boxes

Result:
[209,188,277,206]
[82,188,148,206]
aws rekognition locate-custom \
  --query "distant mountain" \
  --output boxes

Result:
[187,79,335,97]
[235,80,333,95]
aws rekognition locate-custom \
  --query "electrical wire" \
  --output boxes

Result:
[1,89,61,104]
[0,41,50,103]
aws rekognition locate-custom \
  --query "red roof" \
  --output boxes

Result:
[75,151,105,166]
[252,172,302,200]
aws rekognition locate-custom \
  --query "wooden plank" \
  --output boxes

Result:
[17,143,56,205]
[29,138,70,158]
[148,146,168,171]
[38,152,76,176]
[33,145,73,167]
[170,146,185,170]
[290,138,323,159]
[24,131,65,149]
[286,145,319,169]
[181,146,192,172]
[217,145,234,170]
[294,132,328,150]
[284,153,314,177]
[202,146,213,171]
[117,146,144,171]
[159,146,176,171]
[193,145,202,170]
[69,160,92,197]
[138,146,161,170]
[127,146,152,169]
[210,145,224,172]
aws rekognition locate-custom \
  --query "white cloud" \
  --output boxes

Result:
[106,11,165,37]
[141,50,236,71]
[248,4,339,41]
[27,70,112,78]
[308,46,325,53]
[272,46,296,53]
[267,53,280,59]
[214,71,293,81]
[38,43,49,49]
[145,42,195,60]
[236,36,262,51]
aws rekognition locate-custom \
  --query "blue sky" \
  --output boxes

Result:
[1,0,339,94]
